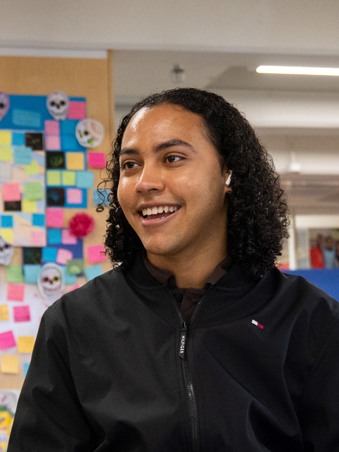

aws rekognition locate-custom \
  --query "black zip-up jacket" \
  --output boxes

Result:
[8,255,339,451]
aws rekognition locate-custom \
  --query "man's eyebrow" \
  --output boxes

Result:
[155,139,194,152]
[119,147,138,156]
[120,139,195,157]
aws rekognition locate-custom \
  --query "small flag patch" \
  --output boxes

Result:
[252,319,264,330]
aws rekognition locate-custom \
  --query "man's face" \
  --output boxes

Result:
[117,104,230,267]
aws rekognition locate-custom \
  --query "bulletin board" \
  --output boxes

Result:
[0,54,114,421]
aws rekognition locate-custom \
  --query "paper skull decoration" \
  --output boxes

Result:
[75,118,104,148]
[0,92,9,121]
[0,236,13,266]
[47,91,69,120]
[38,263,64,306]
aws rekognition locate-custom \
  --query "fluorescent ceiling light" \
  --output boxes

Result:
[256,65,339,76]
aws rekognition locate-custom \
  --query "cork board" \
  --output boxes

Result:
[0,53,114,389]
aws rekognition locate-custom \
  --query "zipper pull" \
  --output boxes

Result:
[179,321,188,360]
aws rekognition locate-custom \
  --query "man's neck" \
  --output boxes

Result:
[147,249,227,289]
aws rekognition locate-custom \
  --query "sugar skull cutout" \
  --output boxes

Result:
[75,118,104,148]
[38,263,64,306]
[0,92,9,121]
[0,236,13,266]
[47,91,69,120]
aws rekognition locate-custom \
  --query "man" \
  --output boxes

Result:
[9,88,339,451]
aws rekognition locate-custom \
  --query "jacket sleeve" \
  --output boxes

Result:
[7,302,97,452]
[300,315,339,451]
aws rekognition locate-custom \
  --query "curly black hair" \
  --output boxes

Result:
[97,87,289,279]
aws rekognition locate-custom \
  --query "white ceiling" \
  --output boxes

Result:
[2,0,339,216]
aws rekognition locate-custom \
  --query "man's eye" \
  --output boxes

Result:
[166,155,182,164]
[120,161,138,170]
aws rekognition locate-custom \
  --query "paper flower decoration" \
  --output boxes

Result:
[69,213,94,238]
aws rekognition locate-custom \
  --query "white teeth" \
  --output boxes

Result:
[141,206,178,217]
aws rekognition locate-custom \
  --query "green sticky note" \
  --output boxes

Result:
[23,182,44,200]
[6,265,25,283]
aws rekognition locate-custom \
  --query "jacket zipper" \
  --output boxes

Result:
[179,320,200,452]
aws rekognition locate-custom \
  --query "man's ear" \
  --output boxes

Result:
[224,170,232,193]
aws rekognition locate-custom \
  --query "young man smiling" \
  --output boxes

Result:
[9,88,339,451]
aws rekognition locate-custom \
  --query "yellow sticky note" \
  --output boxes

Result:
[24,160,40,175]
[66,152,85,170]
[17,336,35,354]
[0,305,9,321]
[0,144,13,161]
[47,170,61,186]
[21,199,37,213]
[0,131,12,145]
[61,171,76,186]
[0,229,14,244]
[0,355,20,374]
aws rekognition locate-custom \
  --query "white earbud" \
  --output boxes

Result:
[225,170,232,186]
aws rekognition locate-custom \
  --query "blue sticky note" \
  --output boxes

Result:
[23,265,41,284]
[84,264,103,281]
[47,228,62,245]
[42,247,58,263]
[32,214,45,227]
[64,272,77,284]
[13,146,32,165]
[76,171,94,189]
[60,120,78,135]
[23,362,30,377]
[61,135,84,151]
[1,215,13,228]
[12,109,42,128]
[12,132,26,146]
[93,189,110,206]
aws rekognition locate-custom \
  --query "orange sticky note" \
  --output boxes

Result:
[0,305,9,321]
[17,336,35,354]
[0,354,20,374]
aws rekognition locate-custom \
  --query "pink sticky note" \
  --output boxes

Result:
[13,305,31,322]
[45,135,61,151]
[7,284,25,302]
[0,331,16,350]
[57,248,73,265]
[87,244,106,264]
[88,152,106,168]
[46,208,64,228]
[68,101,86,119]
[45,120,60,135]
[30,230,46,247]
[67,188,82,205]
[62,229,77,244]
[2,183,21,201]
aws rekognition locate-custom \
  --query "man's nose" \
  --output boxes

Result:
[135,164,165,193]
